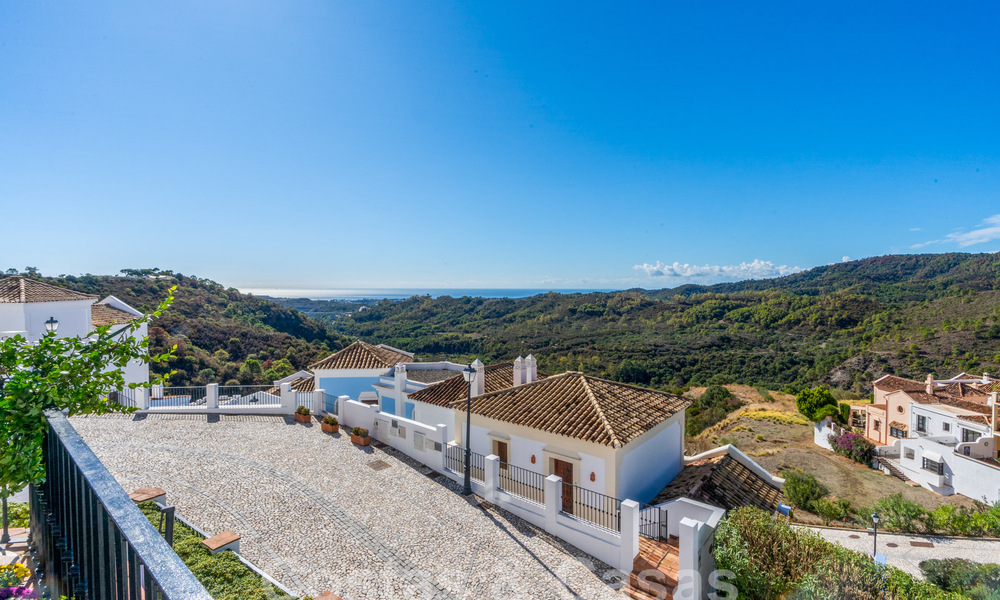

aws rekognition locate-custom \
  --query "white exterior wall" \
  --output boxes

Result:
[24,300,94,339]
[411,400,457,437]
[508,434,546,475]
[617,416,684,504]
[0,304,27,337]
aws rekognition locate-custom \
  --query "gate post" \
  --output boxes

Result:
[206,384,219,410]
[619,500,640,573]
[544,475,562,535]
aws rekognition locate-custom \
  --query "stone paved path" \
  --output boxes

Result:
[800,526,1000,578]
[70,413,628,600]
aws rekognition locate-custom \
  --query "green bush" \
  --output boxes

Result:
[352,427,369,437]
[839,402,851,423]
[137,502,296,600]
[814,497,854,525]
[715,506,965,600]
[782,469,828,513]
[685,385,741,436]
[7,502,29,528]
[796,386,840,422]
[867,493,927,533]
[920,559,1000,600]
[295,405,310,415]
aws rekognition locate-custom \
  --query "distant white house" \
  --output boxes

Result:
[0,276,149,387]
[307,340,415,401]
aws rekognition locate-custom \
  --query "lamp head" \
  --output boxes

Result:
[44,316,59,334]
[462,364,477,383]
[871,513,880,525]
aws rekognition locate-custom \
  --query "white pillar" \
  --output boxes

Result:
[544,475,562,534]
[136,387,149,410]
[206,383,219,409]
[280,383,295,414]
[676,517,703,600]
[619,500,640,574]
[436,424,450,474]
[313,389,326,415]
[484,454,500,503]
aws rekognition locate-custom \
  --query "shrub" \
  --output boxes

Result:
[295,405,310,415]
[685,385,741,435]
[796,386,840,422]
[920,558,1000,598]
[814,497,854,525]
[7,502,28,528]
[322,415,338,425]
[829,430,875,464]
[0,564,30,587]
[782,469,828,512]
[839,402,852,423]
[352,427,369,437]
[869,493,927,533]
[715,506,964,600]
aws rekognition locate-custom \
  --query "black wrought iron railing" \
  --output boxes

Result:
[29,410,211,600]
[444,444,485,483]
[497,461,545,504]
[562,483,622,532]
[638,502,669,541]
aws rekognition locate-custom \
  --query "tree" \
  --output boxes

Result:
[795,386,840,422]
[0,290,175,498]
[263,358,295,383]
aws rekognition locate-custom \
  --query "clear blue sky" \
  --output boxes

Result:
[2,1,998,292]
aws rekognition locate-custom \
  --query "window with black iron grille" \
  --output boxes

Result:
[917,415,927,433]
[890,427,906,439]
[962,428,979,443]
[922,457,944,475]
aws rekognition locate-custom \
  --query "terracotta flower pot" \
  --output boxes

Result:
[322,422,339,434]
[351,434,371,447]
[294,412,311,423]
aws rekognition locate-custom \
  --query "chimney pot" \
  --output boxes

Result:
[525,354,538,384]
[926,373,935,396]
[513,356,526,386]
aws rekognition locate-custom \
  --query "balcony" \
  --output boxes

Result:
[28,410,211,599]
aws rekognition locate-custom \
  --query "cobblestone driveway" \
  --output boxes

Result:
[71,413,627,599]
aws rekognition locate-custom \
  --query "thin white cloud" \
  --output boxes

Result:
[842,256,851,263]
[909,227,922,232]
[632,259,803,283]
[912,214,1000,249]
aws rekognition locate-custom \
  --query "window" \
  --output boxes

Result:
[904,448,915,459]
[922,457,944,475]
[942,423,951,432]
[962,429,979,443]
[917,415,927,433]
[873,420,881,431]
[890,427,907,439]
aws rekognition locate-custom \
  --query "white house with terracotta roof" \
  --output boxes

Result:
[307,340,415,401]
[451,370,690,504]
[0,276,149,386]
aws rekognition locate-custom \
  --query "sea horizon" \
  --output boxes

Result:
[242,287,618,300]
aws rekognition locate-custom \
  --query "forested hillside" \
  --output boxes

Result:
[317,253,1000,393]
[20,270,347,386]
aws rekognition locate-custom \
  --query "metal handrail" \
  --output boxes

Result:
[562,482,622,533]
[32,410,211,599]
[497,461,545,504]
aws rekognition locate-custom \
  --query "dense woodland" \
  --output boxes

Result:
[10,251,1000,392]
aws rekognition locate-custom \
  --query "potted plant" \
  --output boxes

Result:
[321,415,339,434]
[294,405,311,423]
[351,426,371,446]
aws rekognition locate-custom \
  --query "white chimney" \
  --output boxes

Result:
[513,356,526,386]
[472,359,486,397]
[926,373,935,396]
[983,373,991,384]
[394,363,407,396]
[525,354,538,383]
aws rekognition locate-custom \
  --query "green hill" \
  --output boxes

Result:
[30,271,347,386]
[313,252,1000,393]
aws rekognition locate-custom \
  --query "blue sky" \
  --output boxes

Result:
[2,1,998,292]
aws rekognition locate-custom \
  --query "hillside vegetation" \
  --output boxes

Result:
[317,252,1000,392]
[19,270,347,386]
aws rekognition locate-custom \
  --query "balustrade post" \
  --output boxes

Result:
[436,424,450,474]
[544,475,562,535]
[206,384,219,410]
[484,455,499,503]
[279,383,294,414]
[619,500,640,573]
[136,387,149,410]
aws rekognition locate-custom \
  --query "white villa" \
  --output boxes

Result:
[0,276,149,387]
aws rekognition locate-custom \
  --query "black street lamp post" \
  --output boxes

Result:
[461,363,477,496]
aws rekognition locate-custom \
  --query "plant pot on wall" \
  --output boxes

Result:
[351,427,371,446]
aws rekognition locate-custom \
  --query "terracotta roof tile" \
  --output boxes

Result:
[449,372,689,448]
[652,454,782,511]
[309,340,413,370]
[91,304,139,327]
[267,373,315,395]
[888,421,908,430]
[0,277,97,303]
[873,375,925,393]
[405,369,461,384]
[407,363,535,407]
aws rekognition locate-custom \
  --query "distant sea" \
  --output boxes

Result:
[244,288,615,300]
